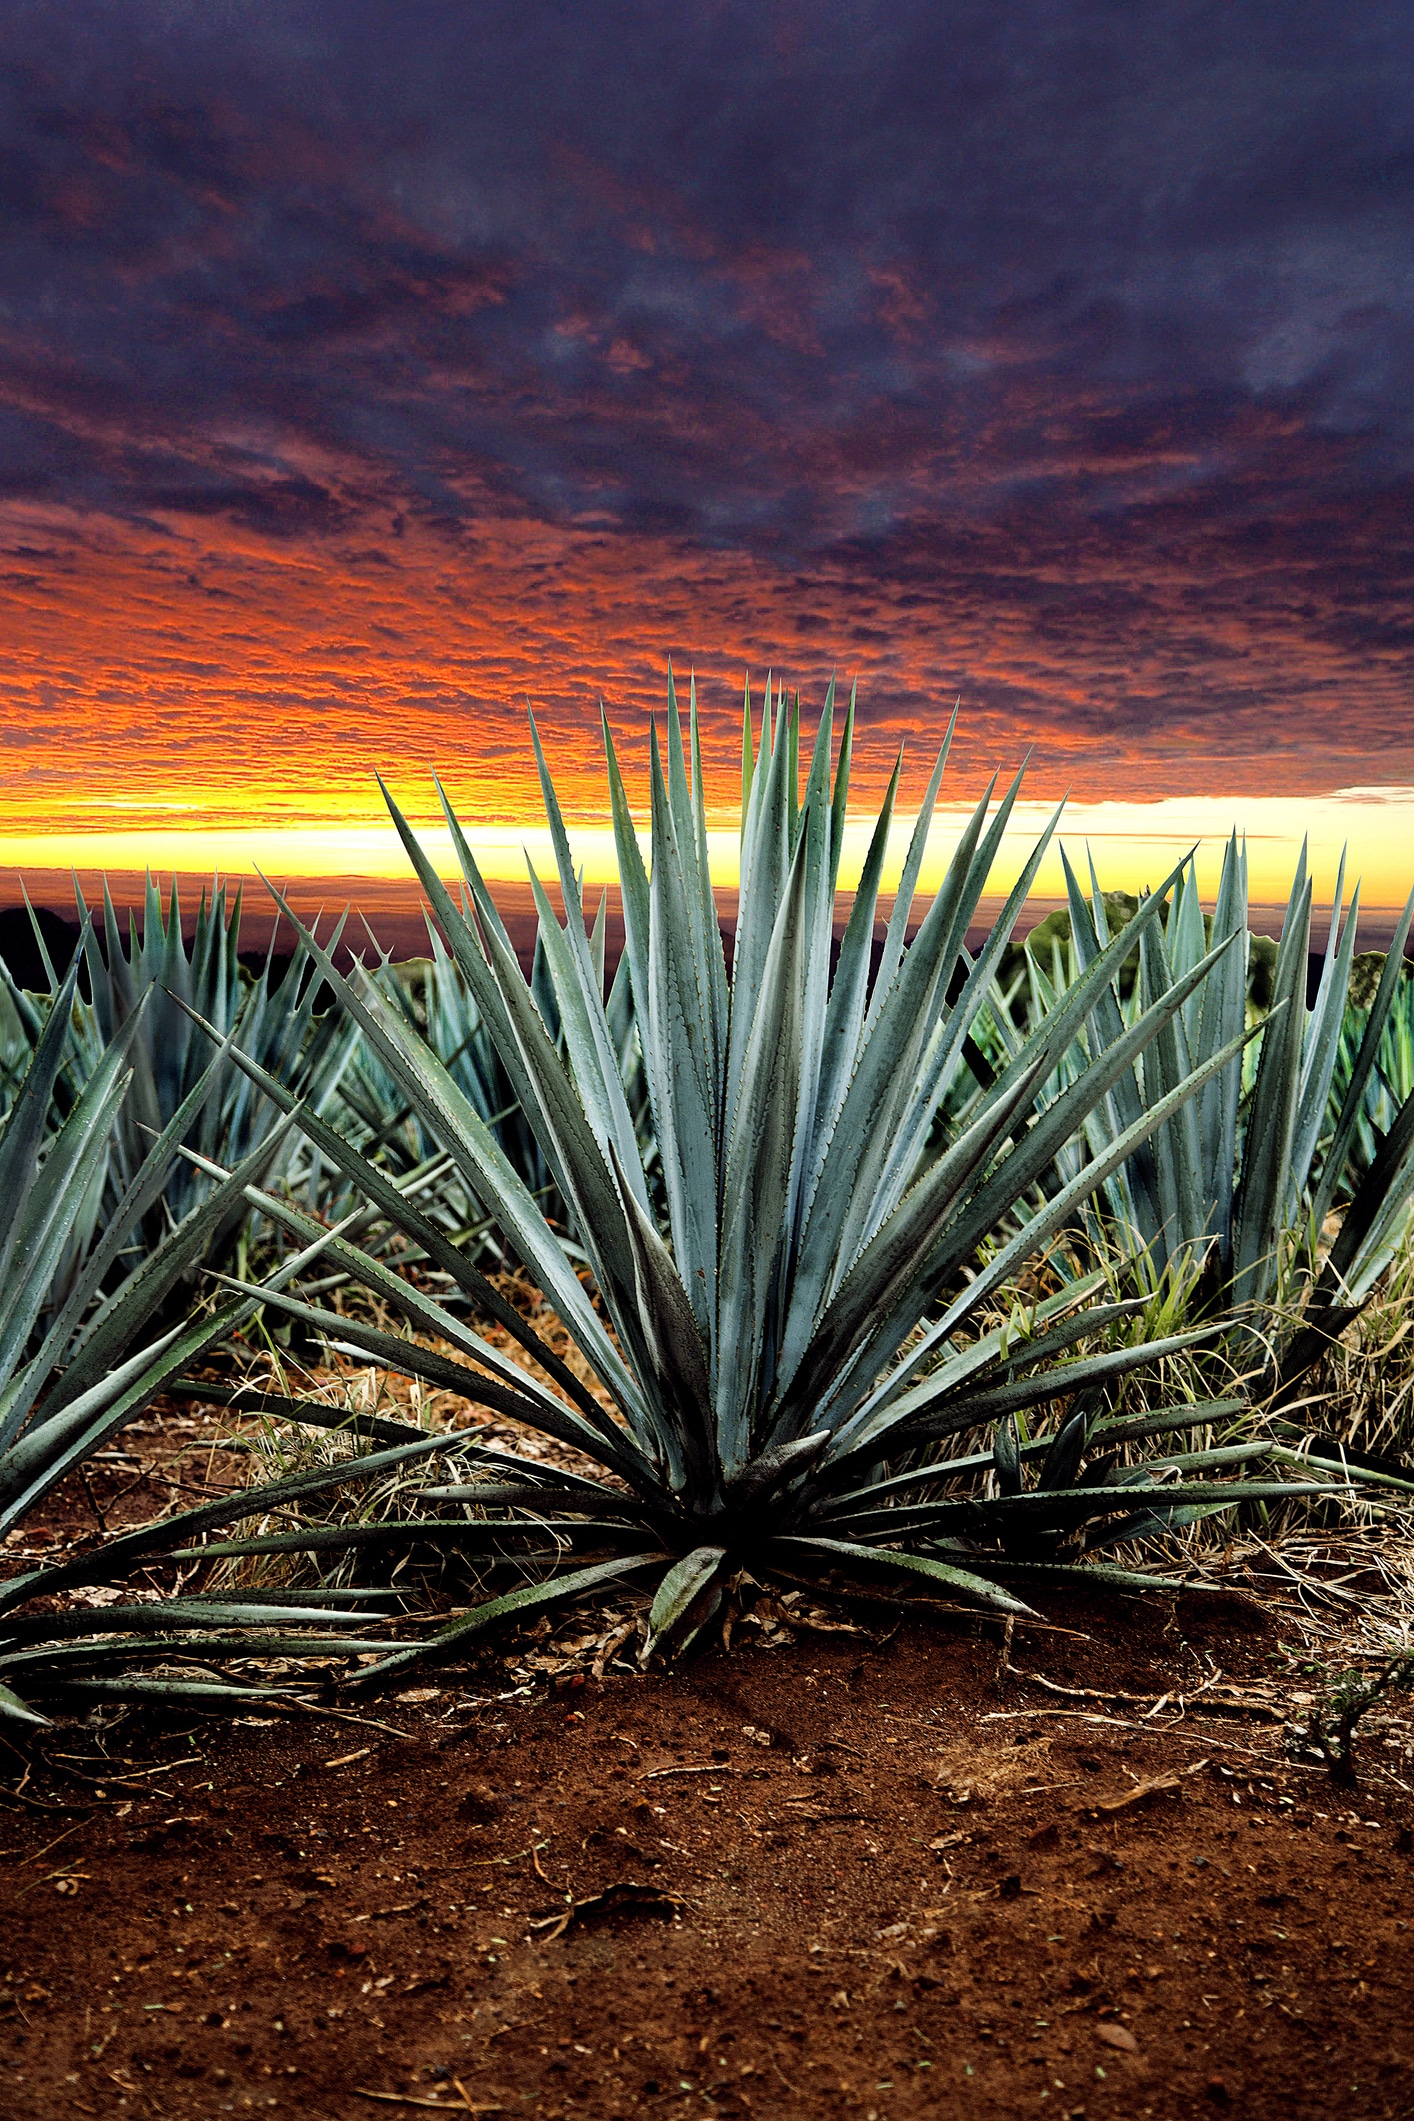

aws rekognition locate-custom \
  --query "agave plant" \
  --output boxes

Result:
[0,877,359,1303]
[985,838,1414,1351]
[78,674,1339,1671]
[2,682,1346,1709]
[0,931,384,1727]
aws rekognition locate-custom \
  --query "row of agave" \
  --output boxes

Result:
[983,844,1414,1396]
[2,677,1413,1722]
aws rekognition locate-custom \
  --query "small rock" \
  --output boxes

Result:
[458,1781,502,1824]
[1095,2023,1139,2053]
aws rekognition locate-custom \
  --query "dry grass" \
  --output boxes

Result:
[1269,1233,1414,1460]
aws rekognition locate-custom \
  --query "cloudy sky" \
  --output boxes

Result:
[1,2,1411,898]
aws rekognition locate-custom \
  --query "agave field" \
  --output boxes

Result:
[3,682,1414,2119]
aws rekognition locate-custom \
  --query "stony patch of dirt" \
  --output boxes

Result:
[4,1586,1414,2121]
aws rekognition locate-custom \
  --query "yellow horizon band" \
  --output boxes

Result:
[4,787,1414,911]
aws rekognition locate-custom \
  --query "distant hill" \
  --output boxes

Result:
[0,906,83,991]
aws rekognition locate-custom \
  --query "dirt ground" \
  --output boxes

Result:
[4,1563,1414,2121]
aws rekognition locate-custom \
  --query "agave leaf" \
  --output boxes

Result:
[606,1143,712,1492]
[980,1304,1154,1383]
[805,749,902,1185]
[645,727,721,1357]
[524,716,647,1188]
[172,1380,431,1448]
[21,1104,297,1425]
[668,671,728,1081]
[781,684,838,1264]
[168,1518,646,1561]
[16,1017,251,1413]
[726,679,795,1133]
[642,1544,732,1662]
[345,1552,663,1689]
[836,1269,1117,1442]
[1232,855,1311,1307]
[964,1557,1211,1594]
[1139,1439,1274,1475]
[828,679,856,897]
[1311,882,1414,1231]
[423,1481,643,1512]
[1,1599,380,1643]
[458,888,643,1301]
[0,947,90,1296]
[1267,1445,1414,1497]
[949,931,1242,1276]
[1289,858,1359,1208]
[725,1430,830,1509]
[770,1534,1037,1617]
[1134,895,1207,1261]
[985,848,1198,1120]
[0,1634,396,1679]
[0,1678,49,1727]
[918,1008,1256,1355]
[1087,1398,1246,1447]
[835,1478,1329,1552]
[715,832,810,1472]
[1276,1074,1414,1376]
[1039,1408,1089,1492]
[1083,1497,1253,1551]
[987,1476,1327,1518]
[993,1413,1023,1495]
[688,675,731,1058]
[817,1419,1262,1525]
[0,1327,180,1525]
[804,768,1002,1297]
[601,708,654,1041]
[0,1012,142,1388]
[178,1585,398,1607]
[354,801,578,1206]
[864,722,955,1029]
[521,853,644,1198]
[1189,835,1249,1253]
[40,1678,297,1705]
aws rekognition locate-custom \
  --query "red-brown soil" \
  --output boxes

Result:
[4,1578,1414,2121]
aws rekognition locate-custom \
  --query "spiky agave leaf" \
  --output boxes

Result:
[992,837,1414,1391]
[9,680,1356,1702]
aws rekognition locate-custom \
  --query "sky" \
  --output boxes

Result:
[1,2,1412,910]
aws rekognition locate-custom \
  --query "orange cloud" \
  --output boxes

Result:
[3,472,1411,863]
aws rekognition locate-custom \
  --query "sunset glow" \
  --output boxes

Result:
[1,6,1411,922]
[9,784,1414,925]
